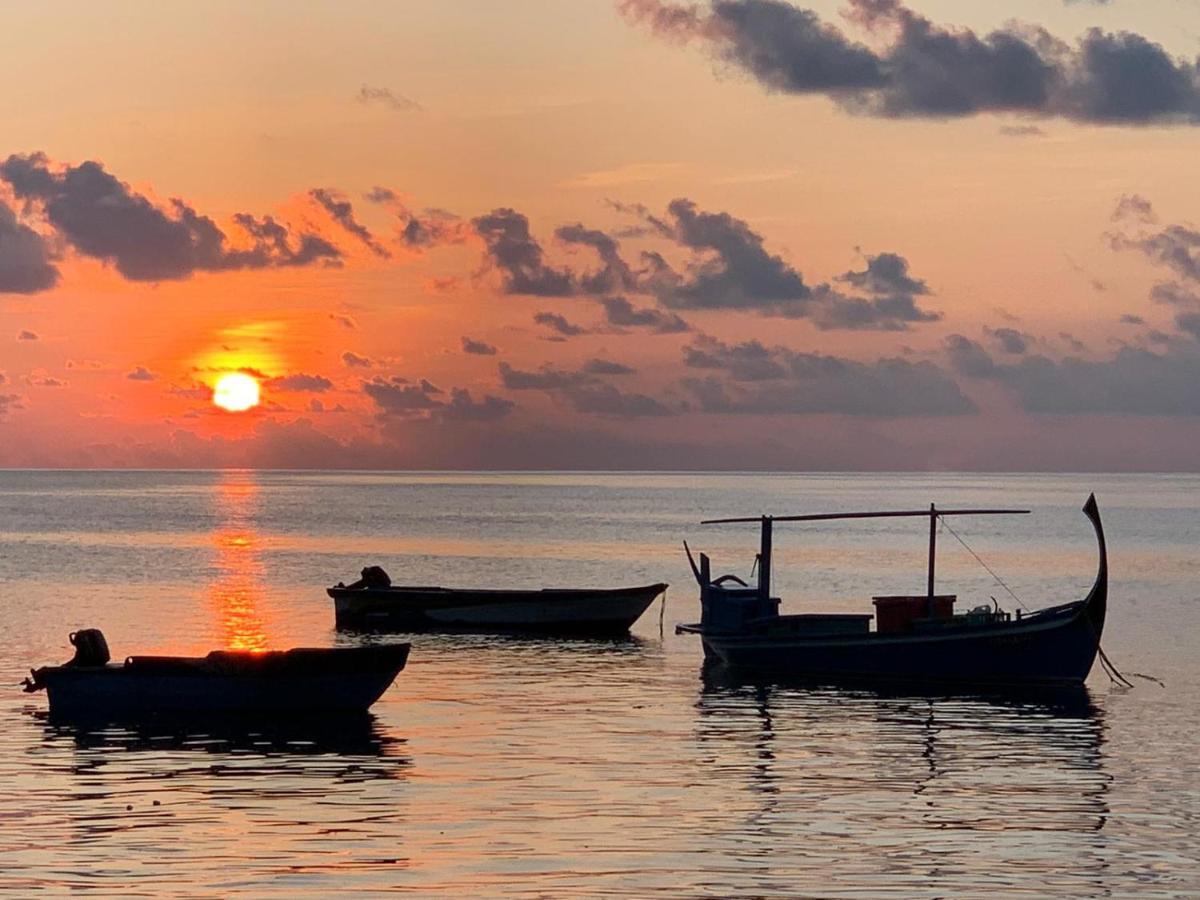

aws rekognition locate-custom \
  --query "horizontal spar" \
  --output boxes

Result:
[701,509,1031,525]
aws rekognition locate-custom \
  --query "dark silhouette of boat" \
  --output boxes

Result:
[677,494,1107,687]
[22,630,410,717]
[329,578,667,635]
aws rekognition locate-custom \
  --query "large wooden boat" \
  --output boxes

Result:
[329,581,668,635]
[677,495,1107,687]
[23,630,410,717]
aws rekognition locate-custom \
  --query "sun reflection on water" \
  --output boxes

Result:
[207,472,270,651]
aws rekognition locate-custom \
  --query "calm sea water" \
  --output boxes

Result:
[0,470,1197,896]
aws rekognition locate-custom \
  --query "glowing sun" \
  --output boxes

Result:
[212,373,261,412]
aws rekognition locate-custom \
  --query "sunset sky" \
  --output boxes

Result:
[2,0,1200,469]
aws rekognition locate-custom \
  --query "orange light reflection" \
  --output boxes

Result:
[208,471,271,651]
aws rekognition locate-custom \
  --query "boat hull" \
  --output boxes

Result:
[33,644,411,718]
[329,583,667,635]
[696,603,1103,687]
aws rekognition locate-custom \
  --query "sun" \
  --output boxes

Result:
[212,372,261,412]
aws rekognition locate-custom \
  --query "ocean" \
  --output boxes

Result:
[0,470,1197,896]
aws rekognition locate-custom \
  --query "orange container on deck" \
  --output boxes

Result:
[872,595,955,634]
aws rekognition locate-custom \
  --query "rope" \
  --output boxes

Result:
[939,517,1030,611]
[942,515,1167,691]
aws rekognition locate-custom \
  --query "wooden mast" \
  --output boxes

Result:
[927,503,937,616]
[759,516,773,602]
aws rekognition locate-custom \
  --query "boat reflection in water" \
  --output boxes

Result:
[692,670,1111,894]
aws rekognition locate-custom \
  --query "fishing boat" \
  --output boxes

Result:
[22,629,411,717]
[676,494,1107,687]
[329,573,667,635]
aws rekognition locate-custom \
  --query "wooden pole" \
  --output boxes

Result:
[927,503,936,616]
[759,516,773,602]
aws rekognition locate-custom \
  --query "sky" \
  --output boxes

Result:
[2,0,1200,470]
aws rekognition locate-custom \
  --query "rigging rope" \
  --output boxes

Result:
[941,516,1165,688]
[939,517,1030,611]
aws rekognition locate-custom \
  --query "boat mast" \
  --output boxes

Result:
[927,503,937,616]
[759,516,773,601]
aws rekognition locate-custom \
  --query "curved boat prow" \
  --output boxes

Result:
[1080,492,1108,646]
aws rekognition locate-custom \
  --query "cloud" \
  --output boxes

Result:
[16,330,39,341]
[683,334,974,415]
[0,153,341,283]
[614,199,939,327]
[0,200,58,294]
[583,358,636,375]
[985,326,1032,354]
[650,198,811,313]
[1119,313,1145,325]
[947,333,1200,415]
[999,124,1046,137]
[269,373,333,392]
[462,336,498,355]
[473,208,574,296]
[620,0,1200,124]
[533,311,587,337]
[329,313,358,329]
[498,360,670,417]
[555,223,639,294]
[364,188,465,251]
[310,188,390,258]
[356,85,422,112]
[1109,196,1200,340]
[363,376,513,422]
[600,296,690,333]
[126,366,156,382]
[341,351,373,368]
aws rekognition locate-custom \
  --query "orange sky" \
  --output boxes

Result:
[2,1,1200,470]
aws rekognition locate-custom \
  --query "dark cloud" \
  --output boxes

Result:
[0,201,58,293]
[499,361,670,417]
[564,383,673,417]
[610,199,937,328]
[440,388,515,422]
[652,198,810,313]
[126,366,155,382]
[620,0,1200,124]
[1151,282,1200,306]
[1119,313,1145,325]
[473,208,574,296]
[310,188,389,258]
[270,373,333,392]
[684,335,974,415]
[341,351,373,368]
[985,326,1031,354]
[999,124,1045,137]
[499,362,587,391]
[329,313,358,329]
[16,330,39,341]
[600,296,690,333]
[1112,193,1156,224]
[945,334,997,378]
[583,358,636,375]
[461,336,498,356]
[363,376,513,423]
[948,333,1200,415]
[0,393,20,418]
[0,153,341,282]
[356,85,422,112]
[363,188,464,250]
[533,311,587,337]
[555,223,639,294]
